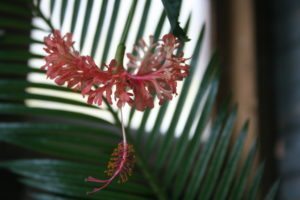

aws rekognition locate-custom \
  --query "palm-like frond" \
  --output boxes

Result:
[0,0,276,199]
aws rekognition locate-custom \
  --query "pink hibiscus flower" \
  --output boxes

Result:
[41,30,189,193]
[42,30,189,111]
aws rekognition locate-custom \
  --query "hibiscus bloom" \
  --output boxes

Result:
[42,30,189,111]
[42,30,189,193]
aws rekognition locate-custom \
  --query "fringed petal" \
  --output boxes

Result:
[126,33,190,110]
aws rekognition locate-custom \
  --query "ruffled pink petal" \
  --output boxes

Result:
[42,30,189,111]
[126,33,189,110]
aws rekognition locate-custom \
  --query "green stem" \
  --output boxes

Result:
[115,44,125,66]
[103,100,167,200]
[114,0,137,66]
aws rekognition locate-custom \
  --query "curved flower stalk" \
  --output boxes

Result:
[85,109,135,194]
[41,30,189,193]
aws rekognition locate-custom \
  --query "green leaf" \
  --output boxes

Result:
[21,177,150,200]
[0,123,117,162]
[214,122,250,200]
[248,163,265,200]
[0,34,41,46]
[160,0,189,41]
[184,97,233,200]
[136,109,151,144]
[132,1,151,44]
[198,106,239,200]
[90,0,108,57]
[264,181,280,200]
[0,104,109,124]
[100,0,121,65]
[0,79,71,92]
[0,65,38,75]
[59,0,68,28]
[0,159,148,193]
[79,0,94,50]
[0,2,31,17]
[144,103,168,156]
[154,11,167,40]
[119,0,138,45]
[50,0,56,17]
[30,192,74,200]
[173,78,220,199]
[161,51,219,187]
[0,50,42,61]
[0,92,97,109]
[70,0,81,34]
[0,19,35,30]
[154,25,207,170]
[229,142,257,200]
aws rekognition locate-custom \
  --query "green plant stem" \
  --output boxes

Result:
[115,44,125,66]
[104,100,167,200]
[114,0,137,66]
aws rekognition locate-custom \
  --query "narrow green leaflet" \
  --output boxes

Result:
[198,106,240,200]
[153,11,167,40]
[90,0,108,57]
[0,159,148,194]
[0,2,31,17]
[247,163,265,200]
[30,192,74,200]
[70,0,81,34]
[264,181,280,200]
[79,0,94,50]
[100,0,121,65]
[173,78,219,199]
[50,0,56,17]
[154,25,207,170]
[229,142,257,200]
[133,1,151,44]
[184,98,234,200]
[161,52,219,185]
[145,103,168,156]
[214,122,250,200]
[0,104,109,124]
[0,123,117,162]
[160,0,189,41]
[59,0,68,28]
